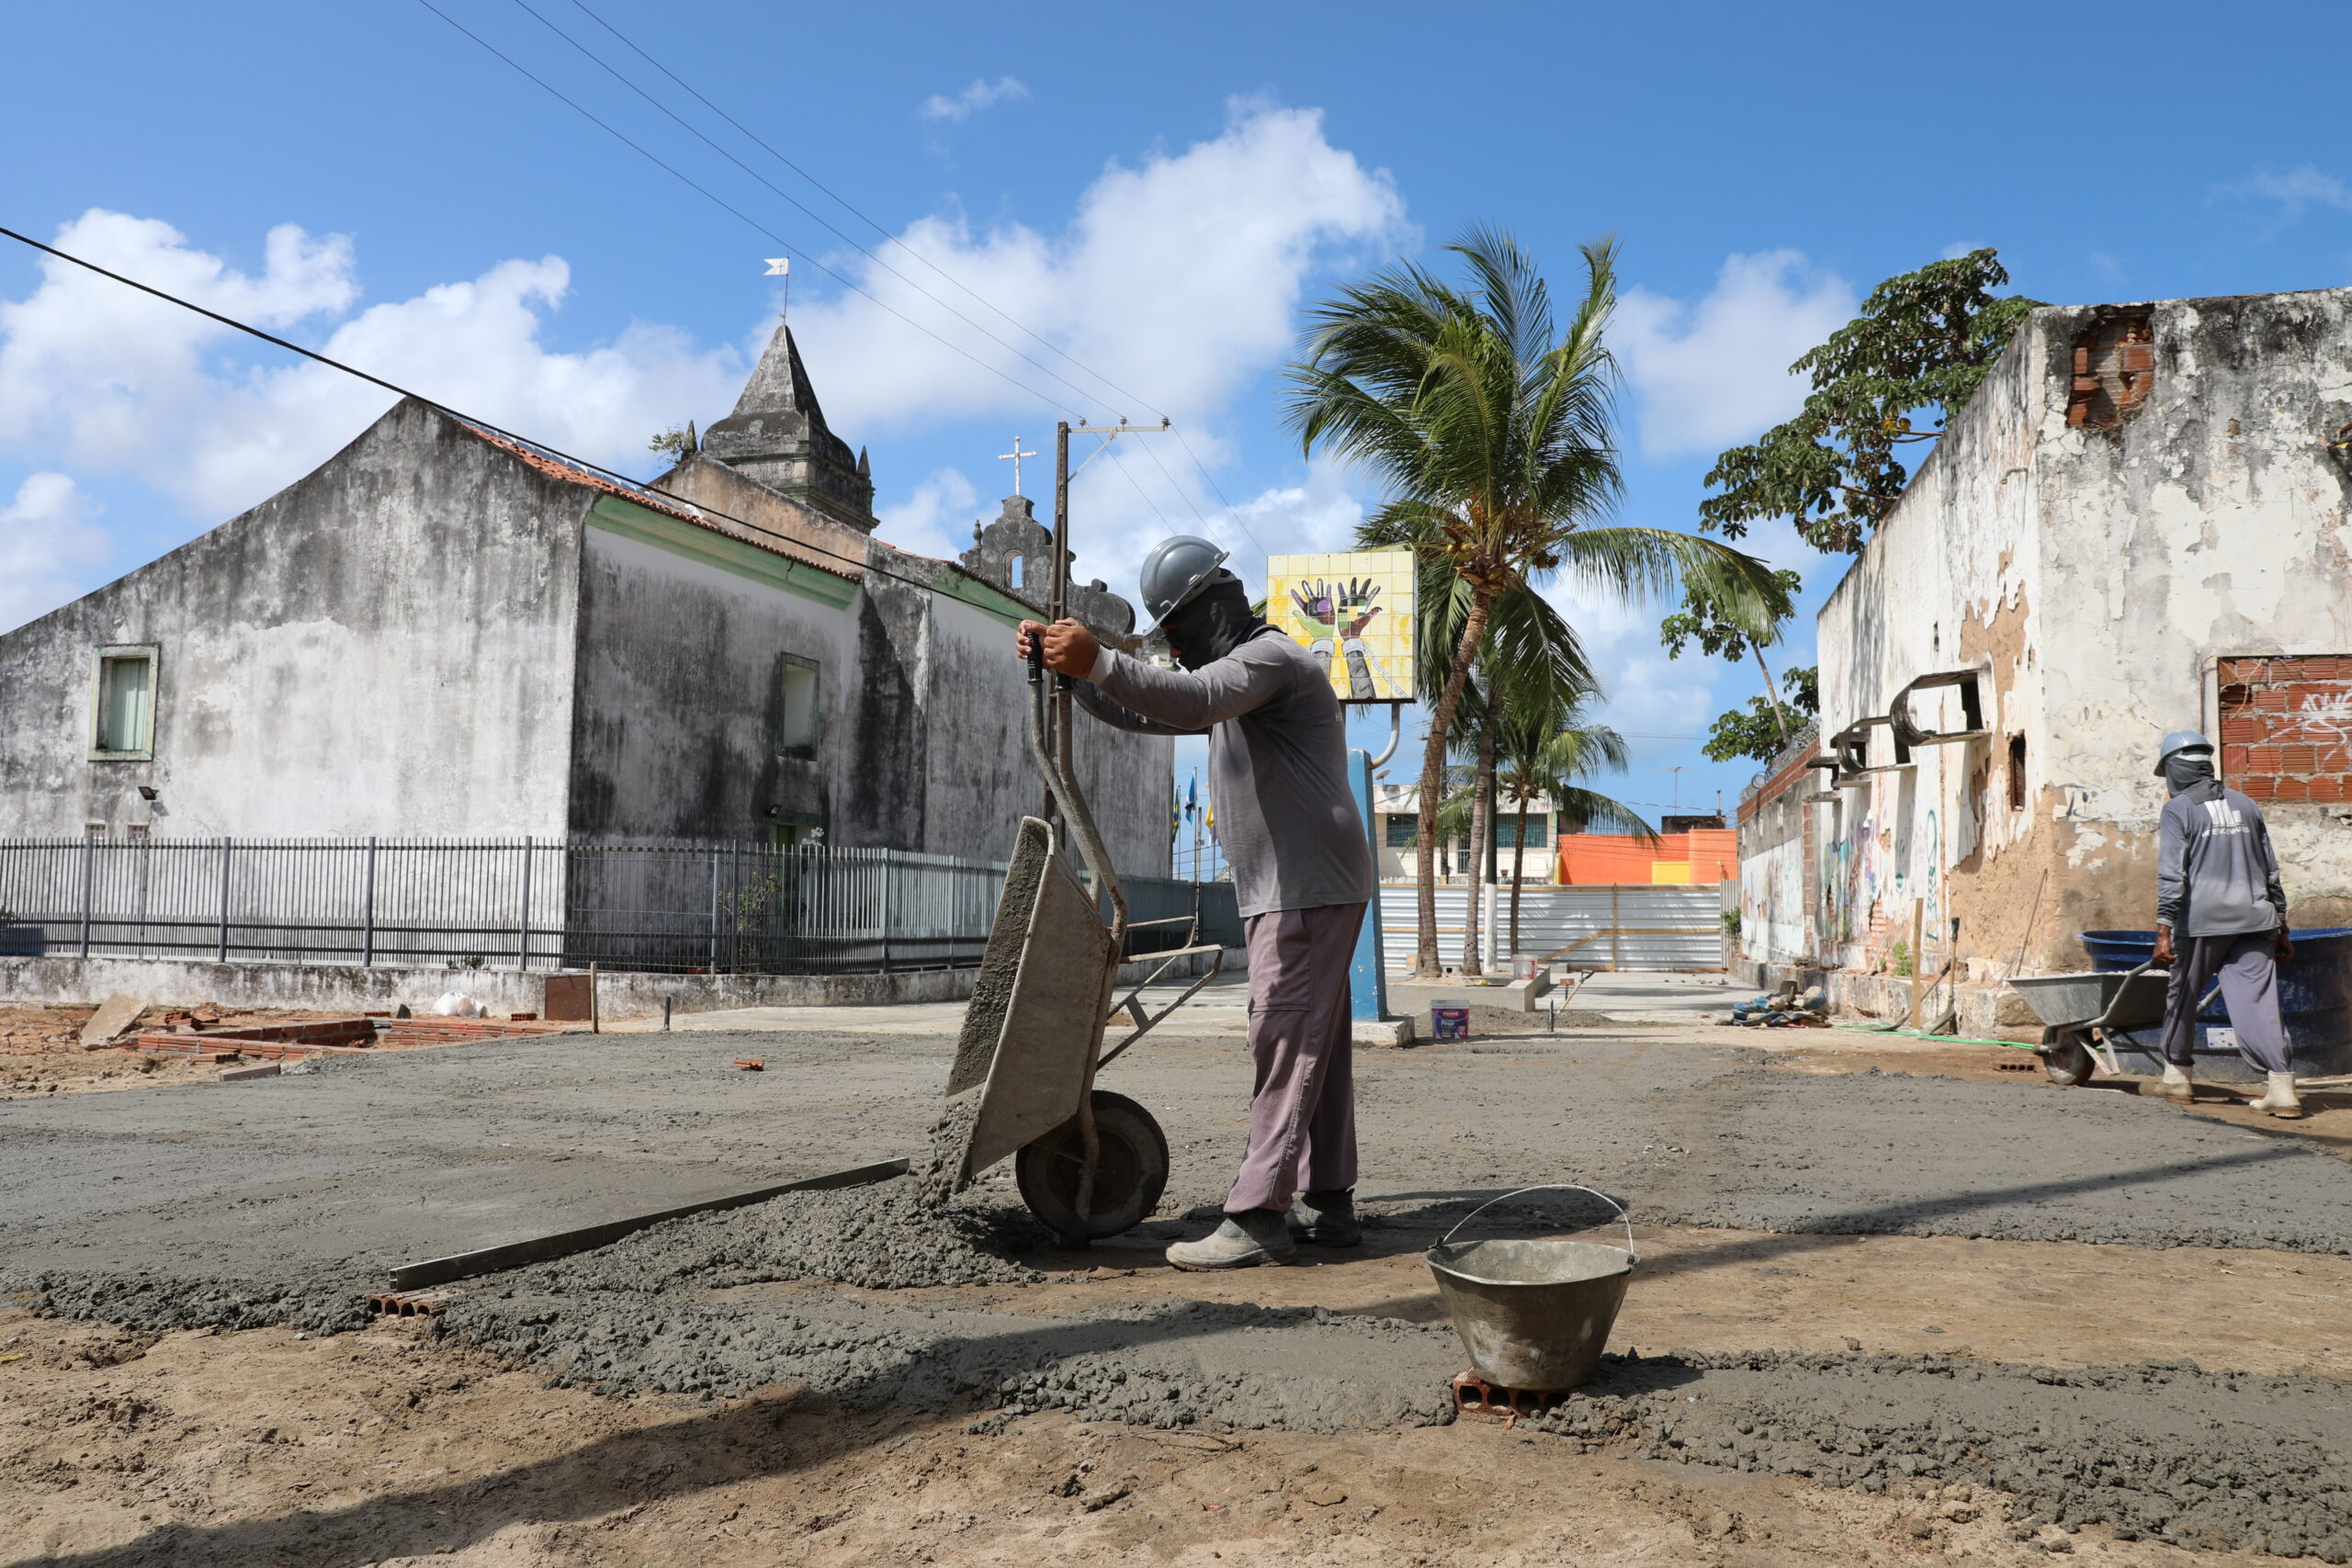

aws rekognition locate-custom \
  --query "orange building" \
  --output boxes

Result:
[1555,829,1736,886]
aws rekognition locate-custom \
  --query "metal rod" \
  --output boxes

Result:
[517,836,533,972]
[362,836,377,967]
[78,833,93,959]
[216,837,231,961]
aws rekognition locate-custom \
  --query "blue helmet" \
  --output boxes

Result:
[2154,729,2214,775]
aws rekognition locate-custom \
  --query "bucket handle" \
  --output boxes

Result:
[1440,1183,1637,1261]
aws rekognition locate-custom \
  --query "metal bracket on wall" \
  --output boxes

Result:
[1890,667,1993,750]
[1824,716,1910,786]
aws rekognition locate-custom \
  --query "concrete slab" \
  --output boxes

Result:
[1561,969,1743,1023]
[77,992,145,1049]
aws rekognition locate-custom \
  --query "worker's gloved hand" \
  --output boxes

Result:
[1016,618,1100,679]
[2276,927,2295,965]
[2152,926,2176,967]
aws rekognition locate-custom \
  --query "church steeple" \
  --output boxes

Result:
[699,323,877,532]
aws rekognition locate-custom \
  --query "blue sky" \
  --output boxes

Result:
[6,0,2352,827]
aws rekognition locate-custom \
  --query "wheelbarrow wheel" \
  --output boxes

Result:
[1016,1090,1170,1242]
[2044,1032,2098,1087]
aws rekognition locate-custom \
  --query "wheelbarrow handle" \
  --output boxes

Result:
[1441,1182,1638,1261]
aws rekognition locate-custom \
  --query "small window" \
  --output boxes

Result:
[1383,813,1419,849]
[1497,815,1551,848]
[90,647,158,760]
[2007,734,2028,810]
[779,657,820,758]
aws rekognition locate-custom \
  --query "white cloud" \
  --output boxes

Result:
[921,77,1030,122]
[791,102,1407,440]
[1615,252,1854,459]
[0,472,109,634]
[875,466,980,560]
[0,209,741,520]
[2227,164,2352,220]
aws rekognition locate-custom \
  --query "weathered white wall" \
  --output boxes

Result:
[0,401,585,840]
[1815,286,2352,977]
[567,516,862,841]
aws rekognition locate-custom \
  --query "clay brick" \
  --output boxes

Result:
[2283,745,2320,773]
[2224,746,2253,773]
[2256,690,2290,714]
[2273,776,2311,802]
[2249,746,2285,773]
[2222,716,2261,744]
[2309,776,2346,804]
[2243,775,2278,800]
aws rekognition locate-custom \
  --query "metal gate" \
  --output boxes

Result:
[1377,884,1724,972]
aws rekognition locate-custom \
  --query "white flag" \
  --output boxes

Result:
[763,257,790,276]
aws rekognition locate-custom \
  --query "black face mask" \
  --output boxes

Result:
[1161,580,1265,671]
[2164,752,2220,797]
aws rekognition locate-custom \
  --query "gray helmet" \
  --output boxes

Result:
[1137,535,1233,633]
[2154,729,2214,775]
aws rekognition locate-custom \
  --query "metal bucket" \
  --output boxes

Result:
[1426,1184,1637,1392]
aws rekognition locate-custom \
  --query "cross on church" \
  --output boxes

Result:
[998,435,1037,497]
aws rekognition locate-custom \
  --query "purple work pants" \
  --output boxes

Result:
[1224,901,1366,1214]
[2159,931,2292,1073]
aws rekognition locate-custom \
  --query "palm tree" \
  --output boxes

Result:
[1289,229,1790,977]
[1404,557,1598,974]
[1492,693,1651,959]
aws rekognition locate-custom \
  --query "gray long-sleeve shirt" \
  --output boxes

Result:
[1073,629,1375,919]
[2156,784,2287,937]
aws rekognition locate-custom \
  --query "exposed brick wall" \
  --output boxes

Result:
[2218,656,2352,803]
[1736,739,1822,828]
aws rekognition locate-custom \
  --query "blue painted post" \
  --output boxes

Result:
[1347,748,1389,1022]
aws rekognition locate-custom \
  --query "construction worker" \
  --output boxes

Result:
[1016,536,1376,1269]
[2150,729,2301,1117]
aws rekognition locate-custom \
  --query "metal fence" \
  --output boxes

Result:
[0,836,1240,976]
[1378,883,1726,972]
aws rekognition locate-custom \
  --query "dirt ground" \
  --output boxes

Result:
[7,1208,2346,1567]
[7,1002,2352,1566]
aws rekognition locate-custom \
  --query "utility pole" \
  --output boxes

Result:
[1044,417,1170,852]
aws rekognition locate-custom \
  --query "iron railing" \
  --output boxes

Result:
[0,836,1239,976]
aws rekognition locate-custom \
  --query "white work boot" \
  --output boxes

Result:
[2251,1071,2305,1120]
[1166,1210,1296,1271]
[2153,1063,2195,1100]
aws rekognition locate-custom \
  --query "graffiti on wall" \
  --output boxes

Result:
[1821,792,1950,964]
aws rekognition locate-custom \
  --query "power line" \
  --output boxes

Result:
[513,0,1268,556]
[503,0,1128,423]
[406,0,1092,422]
[560,0,1164,423]
[0,222,1023,609]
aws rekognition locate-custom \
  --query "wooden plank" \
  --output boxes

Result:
[385,1157,910,1292]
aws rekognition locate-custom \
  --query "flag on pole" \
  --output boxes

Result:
[763,258,790,276]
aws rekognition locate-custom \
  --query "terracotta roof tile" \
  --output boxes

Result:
[456,420,862,584]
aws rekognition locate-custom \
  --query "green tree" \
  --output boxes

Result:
[1702,665,1819,763]
[1698,250,2044,555]
[1660,568,1804,744]
[1491,690,1649,958]
[1288,229,1791,978]
[1401,562,1600,974]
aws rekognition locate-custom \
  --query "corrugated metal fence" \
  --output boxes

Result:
[0,837,1240,976]
[1378,883,1724,971]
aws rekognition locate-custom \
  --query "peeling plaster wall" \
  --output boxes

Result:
[0,401,584,840]
[1816,286,2352,977]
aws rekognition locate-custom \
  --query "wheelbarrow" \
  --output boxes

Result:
[2006,963,2172,1086]
[932,643,1227,1247]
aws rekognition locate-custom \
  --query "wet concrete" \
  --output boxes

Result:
[14,1021,2352,1558]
